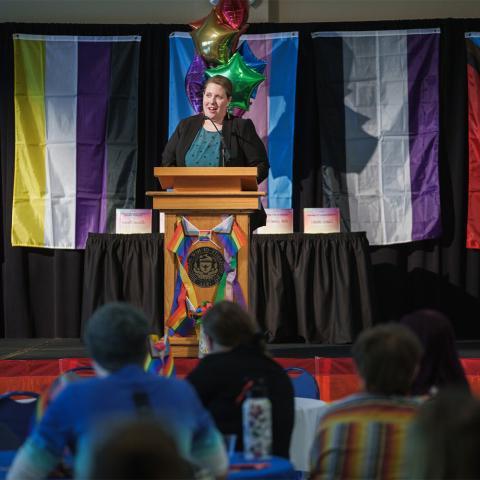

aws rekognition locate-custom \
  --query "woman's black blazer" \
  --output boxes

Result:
[161,114,270,183]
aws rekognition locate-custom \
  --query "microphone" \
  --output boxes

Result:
[203,115,230,167]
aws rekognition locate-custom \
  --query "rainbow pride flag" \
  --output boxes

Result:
[145,334,175,377]
[12,34,141,249]
[169,32,298,209]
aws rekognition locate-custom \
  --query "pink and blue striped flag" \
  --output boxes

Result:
[169,32,298,209]
[12,34,141,249]
[312,29,441,245]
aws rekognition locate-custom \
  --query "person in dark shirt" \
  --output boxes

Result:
[187,300,294,459]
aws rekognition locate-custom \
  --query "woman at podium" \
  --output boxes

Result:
[161,75,269,182]
[161,75,269,229]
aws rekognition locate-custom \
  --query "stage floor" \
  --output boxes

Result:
[2,338,480,360]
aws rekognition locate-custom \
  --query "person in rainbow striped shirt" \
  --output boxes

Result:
[310,324,423,480]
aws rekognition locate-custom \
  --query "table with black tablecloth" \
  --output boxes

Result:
[81,232,375,344]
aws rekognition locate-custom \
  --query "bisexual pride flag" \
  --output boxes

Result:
[169,32,298,209]
[12,34,141,249]
[466,33,480,249]
[312,29,441,245]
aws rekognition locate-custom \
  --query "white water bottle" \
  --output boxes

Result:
[242,378,272,460]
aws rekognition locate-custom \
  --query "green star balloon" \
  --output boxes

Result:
[190,9,238,65]
[206,52,265,111]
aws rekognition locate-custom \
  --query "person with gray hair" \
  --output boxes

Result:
[310,323,423,480]
[352,323,423,396]
[8,302,228,480]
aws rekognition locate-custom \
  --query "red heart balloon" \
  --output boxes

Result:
[217,0,249,30]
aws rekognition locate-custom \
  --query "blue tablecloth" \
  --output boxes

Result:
[2,449,297,479]
[228,452,296,479]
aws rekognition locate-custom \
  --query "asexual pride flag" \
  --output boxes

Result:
[312,29,441,246]
[12,34,141,249]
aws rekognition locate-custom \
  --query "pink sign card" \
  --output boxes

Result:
[255,209,294,234]
[304,208,340,234]
[116,209,152,234]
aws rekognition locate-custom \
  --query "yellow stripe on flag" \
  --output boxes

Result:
[12,38,47,247]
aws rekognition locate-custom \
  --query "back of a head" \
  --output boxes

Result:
[399,309,468,395]
[202,300,259,349]
[86,418,192,479]
[84,302,149,372]
[352,323,422,395]
[410,388,480,479]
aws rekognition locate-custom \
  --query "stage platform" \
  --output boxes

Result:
[2,339,480,402]
[2,338,480,360]
[0,338,355,360]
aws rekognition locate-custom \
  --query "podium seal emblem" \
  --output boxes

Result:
[187,247,225,287]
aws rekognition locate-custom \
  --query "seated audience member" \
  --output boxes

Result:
[7,302,227,480]
[407,388,480,479]
[399,309,469,396]
[81,418,194,479]
[310,324,422,480]
[187,301,294,458]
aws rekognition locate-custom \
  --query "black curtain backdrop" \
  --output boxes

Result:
[1,19,480,339]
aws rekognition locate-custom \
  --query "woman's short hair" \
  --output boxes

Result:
[352,323,422,395]
[202,300,258,348]
[84,302,149,372]
[204,75,233,98]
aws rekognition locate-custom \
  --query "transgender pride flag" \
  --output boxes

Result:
[12,34,141,249]
[169,32,298,209]
[312,29,441,245]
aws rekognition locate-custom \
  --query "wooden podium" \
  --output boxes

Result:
[147,167,264,357]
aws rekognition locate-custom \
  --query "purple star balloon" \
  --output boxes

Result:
[185,54,208,113]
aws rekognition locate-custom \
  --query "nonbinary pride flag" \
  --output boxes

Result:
[466,33,480,249]
[12,34,141,249]
[169,32,298,209]
[312,29,441,246]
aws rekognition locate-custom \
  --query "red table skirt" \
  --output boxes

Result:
[1,357,479,402]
